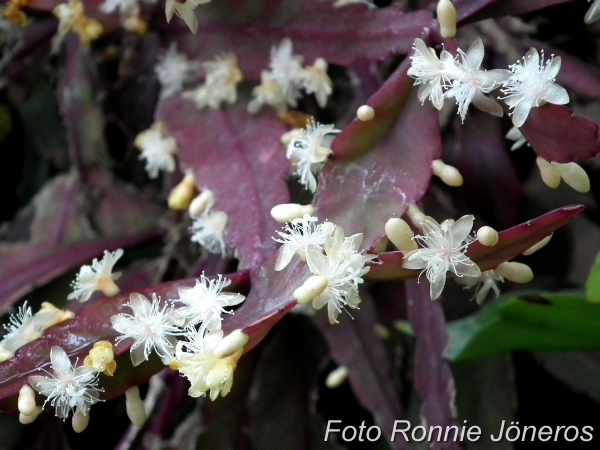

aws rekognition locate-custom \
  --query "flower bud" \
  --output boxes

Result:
[495,262,533,283]
[125,386,146,427]
[84,341,116,376]
[552,162,590,193]
[293,276,329,305]
[325,366,349,389]
[19,406,42,425]
[168,172,197,211]
[18,385,37,417]
[384,218,417,254]
[522,233,552,256]
[72,408,90,433]
[270,203,315,223]
[536,157,560,188]
[213,330,249,359]
[437,0,457,38]
[432,159,463,187]
[188,190,215,219]
[407,204,426,229]
[476,226,499,246]
[373,323,391,340]
[357,105,375,121]
[0,347,14,363]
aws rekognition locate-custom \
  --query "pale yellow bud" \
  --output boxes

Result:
[84,341,116,376]
[213,330,249,359]
[325,366,349,388]
[18,385,37,417]
[270,203,314,223]
[168,172,197,211]
[188,190,215,219]
[19,406,42,425]
[293,275,329,305]
[432,159,463,187]
[495,262,533,283]
[523,233,552,256]
[72,408,90,433]
[437,0,457,38]
[476,226,499,246]
[357,105,375,121]
[551,162,590,193]
[536,157,560,188]
[0,347,14,363]
[407,204,426,229]
[125,386,146,427]
[384,218,417,254]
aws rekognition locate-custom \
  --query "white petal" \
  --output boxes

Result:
[306,245,328,275]
[50,346,72,374]
[544,83,569,105]
[429,267,447,300]
[466,37,484,69]
[511,99,534,128]
[546,56,562,80]
[130,344,147,367]
[274,245,296,271]
[451,215,474,244]
[472,92,503,117]
[129,293,151,317]
[454,261,481,278]
[524,48,539,68]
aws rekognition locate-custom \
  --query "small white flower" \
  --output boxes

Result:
[403,215,481,300]
[272,214,336,271]
[171,273,245,330]
[299,58,333,108]
[286,118,339,192]
[3,301,33,340]
[585,0,600,23]
[155,44,200,99]
[444,38,510,121]
[183,53,243,110]
[457,269,504,304]
[28,346,102,420]
[407,38,460,110]
[247,70,289,114]
[111,293,182,366]
[175,328,242,400]
[505,126,528,150]
[305,226,375,324]
[267,37,305,103]
[500,48,570,127]
[100,0,156,16]
[165,0,211,34]
[67,249,123,302]
[190,210,228,256]
[134,123,178,179]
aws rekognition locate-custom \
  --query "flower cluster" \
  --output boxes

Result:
[248,38,333,113]
[285,118,339,193]
[408,38,569,126]
[273,215,375,324]
[53,0,103,47]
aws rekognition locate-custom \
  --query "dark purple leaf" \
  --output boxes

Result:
[170,0,433,80]
[406,280,462,450]
[316,58,442,249]
[368,205,585,281]
[459,0,577,22]
[314,289,410,450]
[454,0,500,22]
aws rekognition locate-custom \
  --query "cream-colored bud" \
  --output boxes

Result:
[72,408,90,433]
[437,0,457,38]
[373,323,391,340]
[313,57,328,71]
[357,105,375,121]
[495,262,533,283]
[477,226,499,246]
[384,218,417,254]
[213,330,249,359]
[19,406,42,425]
[281,128,303,147]
[168,172,197,211]
[18,386,37,417]
[325,366,349,389]
[523,233,552,256]
[125,386,146,427]
[84,341,116,376]
[0,347,14,363]
[188,190,215,219]
[432,159,463,187]
[536,157,560,188]
[407,204,426,229]
[293,275,329,305]
[270,203,314,223]
[551,162,590,193]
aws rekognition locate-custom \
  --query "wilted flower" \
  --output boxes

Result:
[67,249,123,302]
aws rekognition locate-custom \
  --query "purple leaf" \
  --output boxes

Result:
[406,280,462,450]
[368,205,585,281]
[315,58,442,249]
[156,100,289,269]
[169,1,433,80]
[314,289,410,450]
[458,0,577,22]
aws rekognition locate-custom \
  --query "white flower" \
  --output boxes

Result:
[457,269,504,304]
[299,58,333,108]
[2,301,33,341]
[67,249,123,302]
[175,328,242,400]
[408,38,460,110]
[165,0,211,34]
[134,123,178,179]
[247,70,289,114]
[444,38,510,121]
[171,273,245,330]
[585,0,600,23]
[155,44,200,99]
[28,346,102,420]
[111,293,182,366]
[273,214,336,271]
[403,215,481,300]
[286,118,339,193]
[183,53,243,110]
[190,210,228,256]
[267,37,305,104]
[305,226,375,324]
[505,126,528,150]
[500,48,570,127]
[100,0,156,16]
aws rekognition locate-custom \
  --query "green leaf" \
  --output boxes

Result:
[447,293,600,362]
[586,252,600,303]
